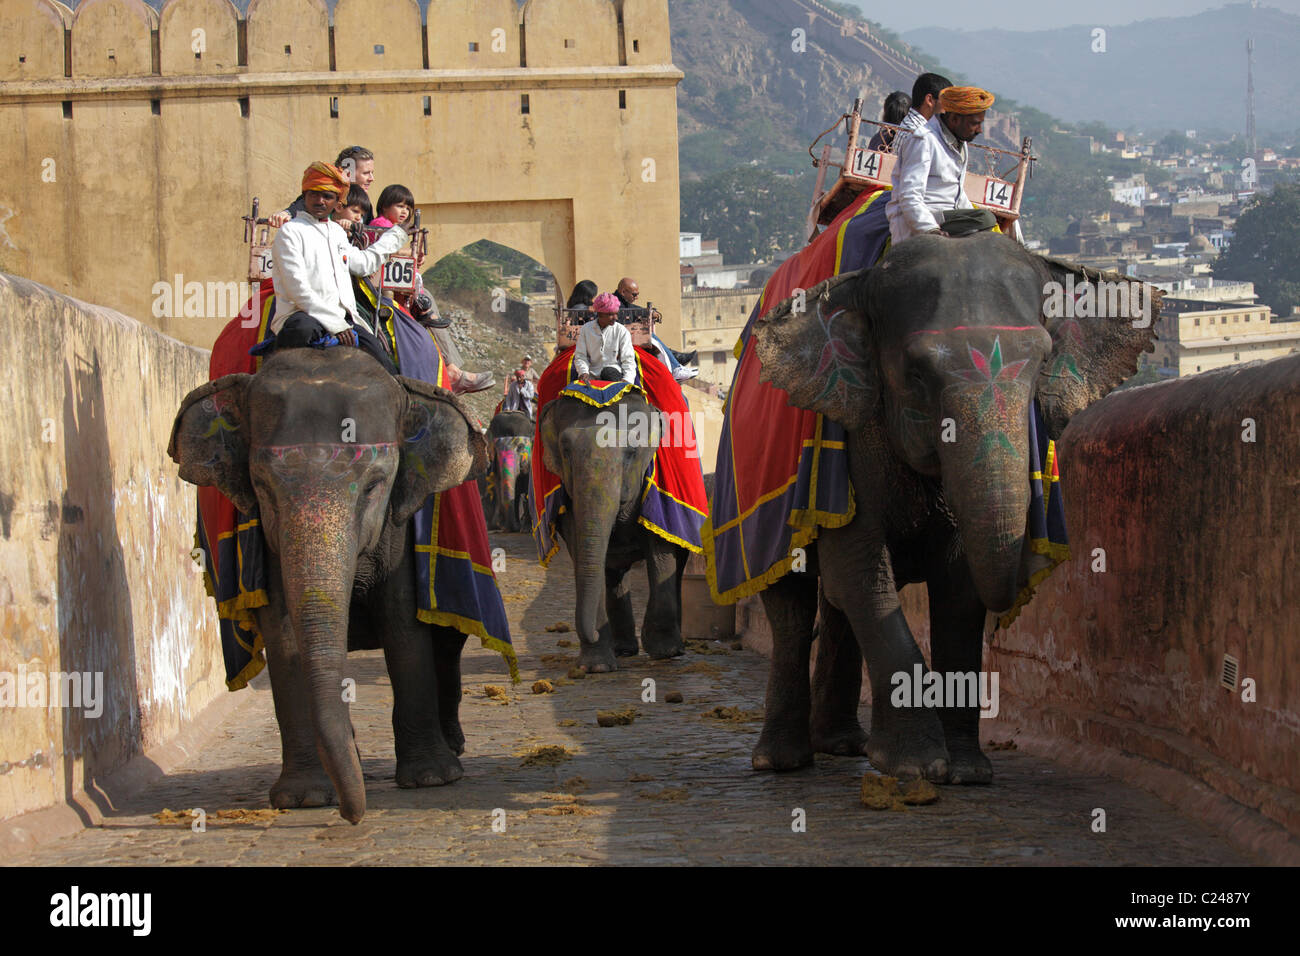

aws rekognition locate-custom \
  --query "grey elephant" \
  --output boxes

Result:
[538,390,689,672]
[746,233,1156,783]
[169,348,493,823]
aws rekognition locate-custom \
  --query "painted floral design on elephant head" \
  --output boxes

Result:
[945,336,1031,464]
[255,443,396,483]
[1047,317,1086,384]
[810,299,869,405]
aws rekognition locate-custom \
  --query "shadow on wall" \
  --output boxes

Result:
[57,350,139,822]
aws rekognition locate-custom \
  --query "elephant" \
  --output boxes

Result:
[747,233,1156,784]
[168,347,490,823]
[539,390,689,673]
[483,409,533,533]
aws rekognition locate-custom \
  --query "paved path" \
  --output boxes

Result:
[11,534,1255,866]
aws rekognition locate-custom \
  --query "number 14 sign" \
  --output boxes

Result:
[981,177,1014,210]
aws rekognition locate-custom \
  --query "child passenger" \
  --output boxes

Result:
[331,184,373,248]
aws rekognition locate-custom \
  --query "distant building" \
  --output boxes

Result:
[679,289,758,388]
[1147,298,1300,377]
[1144,275,1256,304]
[1110,173,1148,207]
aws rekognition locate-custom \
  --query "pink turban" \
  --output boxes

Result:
[592,293,621,314]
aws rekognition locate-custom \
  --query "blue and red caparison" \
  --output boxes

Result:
[704,186,1069,627]
[530,345,709,567]
[196,279,516,689]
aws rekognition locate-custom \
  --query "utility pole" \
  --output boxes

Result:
[1246,0,1257,158]
[1246,38,1256,158]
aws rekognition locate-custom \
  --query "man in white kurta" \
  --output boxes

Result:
[274,164,410,340]
[885,86,998,243]
[573,292,637,385]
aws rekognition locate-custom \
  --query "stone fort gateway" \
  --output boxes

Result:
[0,0,1296,887]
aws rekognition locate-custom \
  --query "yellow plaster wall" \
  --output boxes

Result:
[333,0,424,72]
[0,273,224,824]
[0,0,70,80]
[522,0,620,67]
[0,0,682,349]
[245,0,330,73]
[71,0,156,78]
[159,0,240,75]
[426,0,520,69]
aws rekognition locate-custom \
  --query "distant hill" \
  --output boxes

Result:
[902,2,1300,138]
[670,0,907,179]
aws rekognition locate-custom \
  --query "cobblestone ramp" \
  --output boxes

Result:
[9,536,1255,866]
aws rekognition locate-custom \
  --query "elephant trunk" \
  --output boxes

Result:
[939,405,1033,614]
[278,511,366,824]
[570,478,620,647]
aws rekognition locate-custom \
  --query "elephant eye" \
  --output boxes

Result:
[364,479,384,497]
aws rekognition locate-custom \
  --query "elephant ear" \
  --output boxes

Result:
[753,270,877,431]
[390,376,489,525]
[1035,257,1160,439]
[168,374,256,514]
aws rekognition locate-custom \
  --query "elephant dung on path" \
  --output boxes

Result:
[540,390,689,673]
[747,233,1157,784]
[169,348,490,823]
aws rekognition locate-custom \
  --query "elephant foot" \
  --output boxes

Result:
[945,742,993,785]
[810,719,870,757]
[613,638,640,658]
[866,714,949,783]
[642,635,685,660]
[441,717,466,757]
[751,725,815,772]
[271,769,337,809]
[577,643,618,673]
[396,751,464,789]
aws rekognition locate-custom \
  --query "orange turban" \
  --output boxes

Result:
[301,161,351,197]
[938,86,995,115]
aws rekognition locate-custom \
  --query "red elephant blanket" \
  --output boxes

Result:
[530,346,709,566]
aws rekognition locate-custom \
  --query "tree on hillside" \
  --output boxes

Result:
[1213,184,1300,316]
[1159,131,1193,156]
[423,253,498,298]
[681,167,813,263]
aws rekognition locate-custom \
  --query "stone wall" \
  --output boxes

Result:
[0,0,683,350]
[0,272,224,824]
[991,356,1300,842]
[738,355,1300,848]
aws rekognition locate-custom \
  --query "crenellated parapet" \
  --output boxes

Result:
[0,0,674,76]
[0,0,682,351]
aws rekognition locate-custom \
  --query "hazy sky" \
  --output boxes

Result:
[852,0,1300,33]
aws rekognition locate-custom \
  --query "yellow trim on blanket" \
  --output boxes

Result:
[558,382,643,409]
[417,609,520,683]
[637,515,705,554]
[709,474,799,536]
[533,482,566,567]
[414,543,493,577]
[996,536,1072,630]
[834,186,890,274]
[226,647,266,692]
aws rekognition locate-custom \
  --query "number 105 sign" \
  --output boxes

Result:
[380,256,417,293]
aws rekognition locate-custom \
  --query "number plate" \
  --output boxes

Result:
[981,177,1014,210]
[853,149,882,178]
[380,255,417,292]
[249,244,273,280]
[850,148,894,184]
